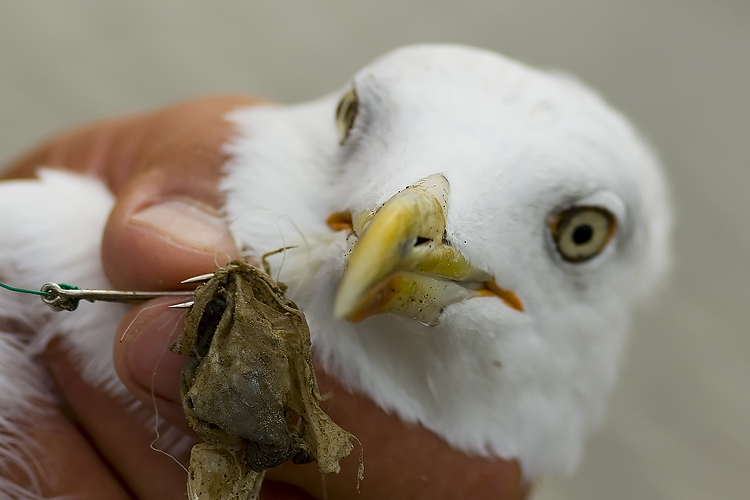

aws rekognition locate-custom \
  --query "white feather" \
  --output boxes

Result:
[223,44,671,477]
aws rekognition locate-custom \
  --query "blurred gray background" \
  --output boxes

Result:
[1,2,748,498]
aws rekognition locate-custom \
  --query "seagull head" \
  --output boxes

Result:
[222,44,671,478]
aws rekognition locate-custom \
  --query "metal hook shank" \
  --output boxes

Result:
[40,283,195,312]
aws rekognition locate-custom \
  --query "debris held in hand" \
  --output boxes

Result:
[171,261,360,499]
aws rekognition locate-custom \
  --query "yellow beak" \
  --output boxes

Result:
[333,175,523,324]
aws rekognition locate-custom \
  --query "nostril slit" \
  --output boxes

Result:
[415,236,432,246]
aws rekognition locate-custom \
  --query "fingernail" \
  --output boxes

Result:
[130,199,238,257]
[126,305,187,403]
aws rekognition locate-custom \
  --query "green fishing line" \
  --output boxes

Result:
[0,282,80,297]
[0,282,49,296]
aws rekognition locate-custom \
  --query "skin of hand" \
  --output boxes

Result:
[2,96,527,500]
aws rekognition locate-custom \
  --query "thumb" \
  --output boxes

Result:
[102,168,240,290]
[99,96,257,290]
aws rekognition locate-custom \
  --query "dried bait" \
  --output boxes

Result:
[171,261,359,499]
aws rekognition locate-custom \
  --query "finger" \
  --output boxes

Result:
[15,406,131,500]
[113,298,193,436]
[99,96,257,289]
[102,169,243,291]
[115,301,528,500]
[46,342,191,500]
[99,97,253,289]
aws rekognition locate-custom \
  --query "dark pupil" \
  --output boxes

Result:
[572,224,593,245]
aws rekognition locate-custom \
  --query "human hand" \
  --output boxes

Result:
[3,97,526,499]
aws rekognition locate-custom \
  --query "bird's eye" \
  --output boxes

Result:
[552,207,616,262]
[335,86,359,145]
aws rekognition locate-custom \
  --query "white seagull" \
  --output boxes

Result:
[0,44,671,498]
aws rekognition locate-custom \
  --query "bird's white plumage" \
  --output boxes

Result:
[223,45,670,476]
[0,44,670,497]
